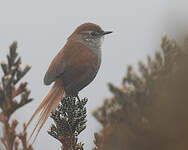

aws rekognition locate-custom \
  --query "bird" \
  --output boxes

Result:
[26,22,112,143]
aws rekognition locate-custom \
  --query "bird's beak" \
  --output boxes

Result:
[102,31,113,35]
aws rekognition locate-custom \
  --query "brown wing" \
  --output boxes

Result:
[61,43,99,95]
[44,41,98,86]
[44,46,66,85]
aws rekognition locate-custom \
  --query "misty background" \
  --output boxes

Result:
[0,0,188,149]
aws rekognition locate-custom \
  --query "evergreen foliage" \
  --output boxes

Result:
[0,41,33,150]
[93,36,188,150]
[48,96,88,150]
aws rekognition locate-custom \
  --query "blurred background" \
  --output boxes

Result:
[0,0,188,149]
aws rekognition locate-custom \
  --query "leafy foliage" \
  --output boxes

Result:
[0,41,33,150]
[48,96,88,150]
[93,36,188,150]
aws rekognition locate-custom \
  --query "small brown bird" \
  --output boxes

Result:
[26,22,112,143]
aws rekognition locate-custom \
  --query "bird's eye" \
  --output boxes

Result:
[90,31,97,36]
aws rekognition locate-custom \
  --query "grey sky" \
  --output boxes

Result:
[0,0,188,149]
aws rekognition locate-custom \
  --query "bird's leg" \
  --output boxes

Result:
[76,95,81,103]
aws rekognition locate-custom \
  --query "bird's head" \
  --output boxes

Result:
[68,23,112,49]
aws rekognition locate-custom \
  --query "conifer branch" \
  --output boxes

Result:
[93,36,188,150]
[48,96,87,150]
[0,41,33,150]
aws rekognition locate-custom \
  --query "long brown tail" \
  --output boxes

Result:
[26,80,64,144]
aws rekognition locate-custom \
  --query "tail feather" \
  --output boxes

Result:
[31,94,61,144]
[26,93,51,129]
[28,98,52,142]
[26,80,64,144]
[31,99,53,144]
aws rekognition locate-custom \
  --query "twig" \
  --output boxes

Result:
[0,41,33,150]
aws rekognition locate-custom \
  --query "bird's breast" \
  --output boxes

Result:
[62,42,101,95]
